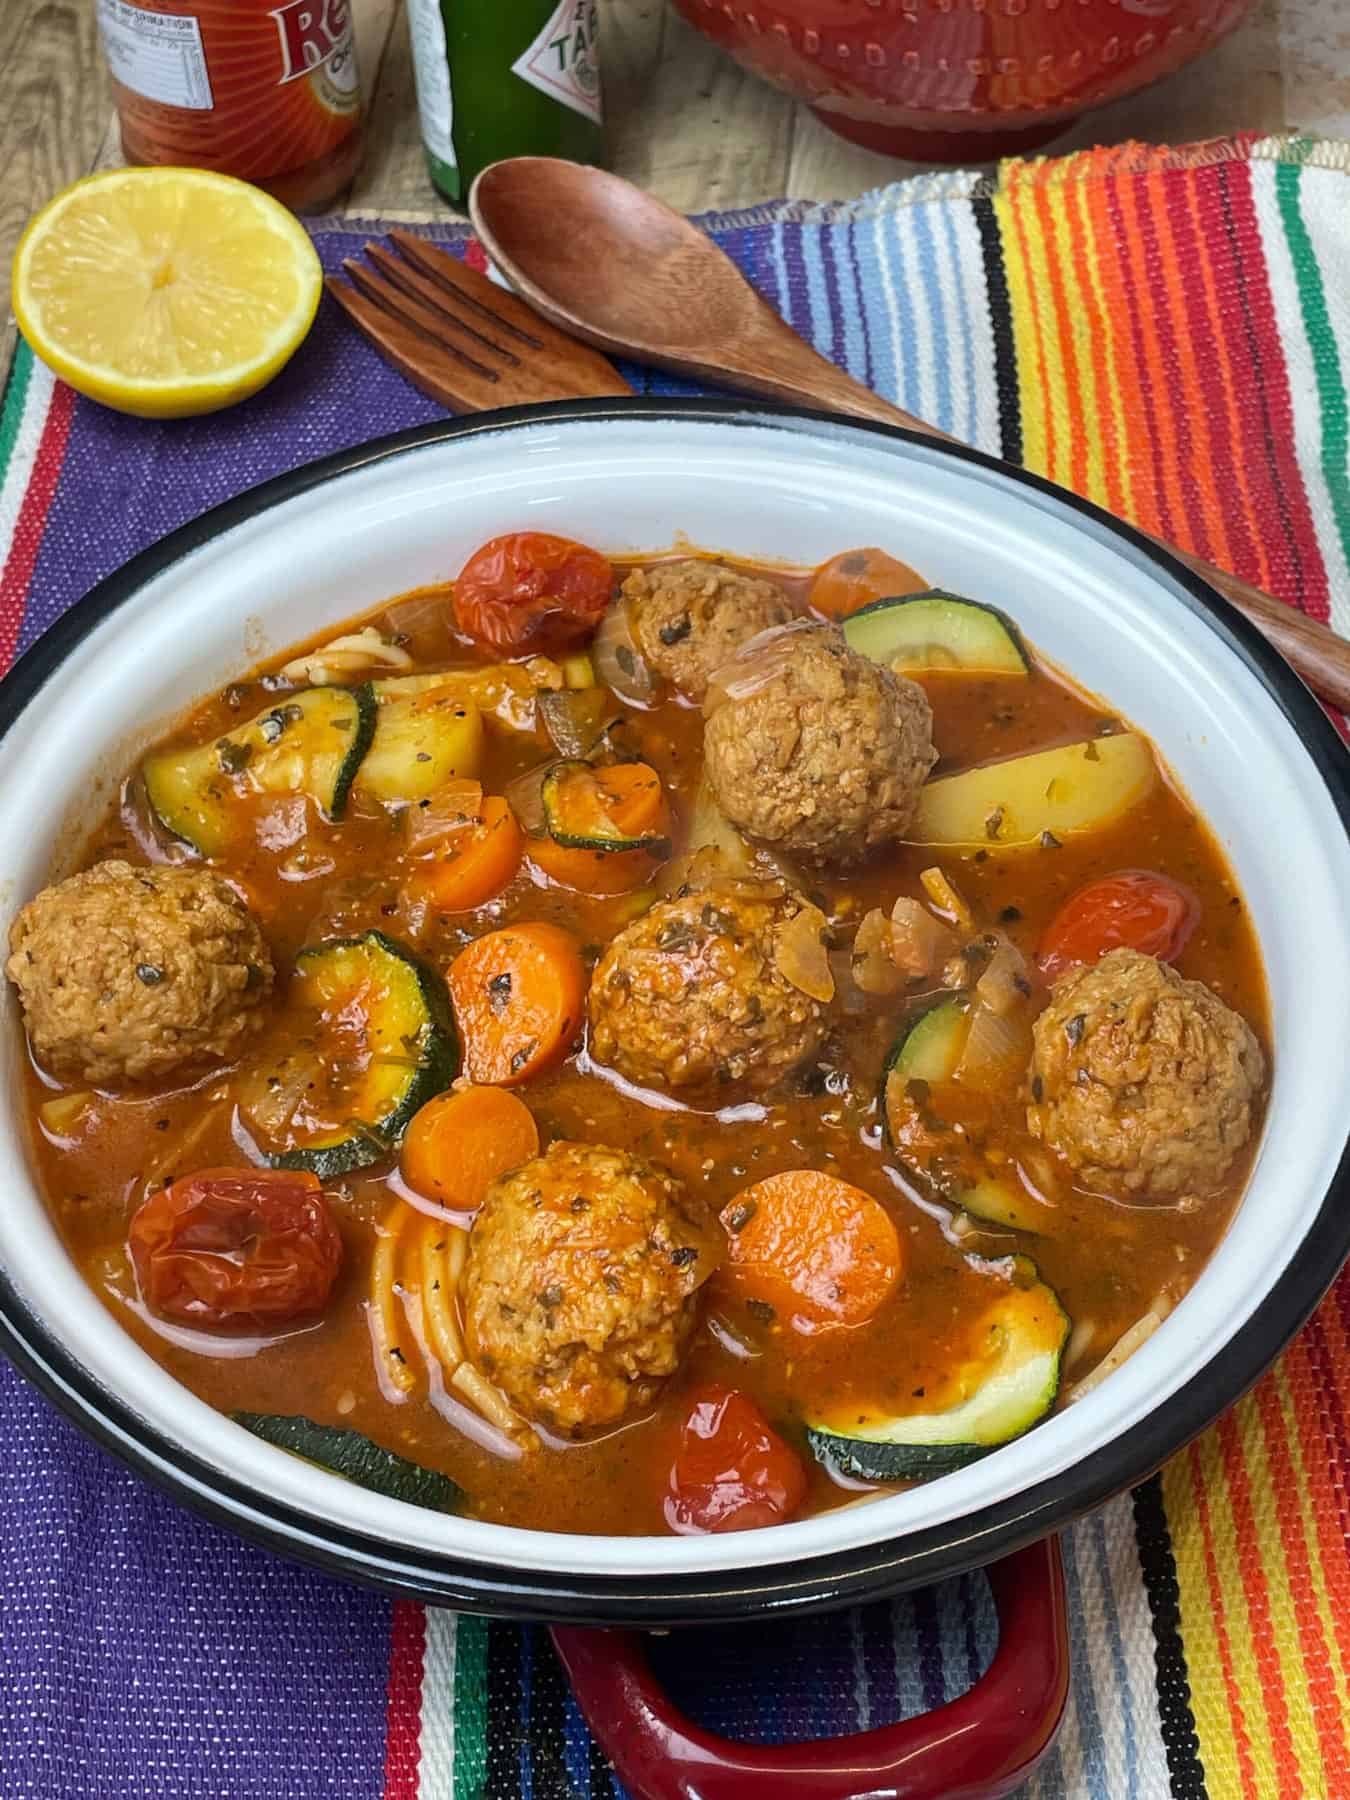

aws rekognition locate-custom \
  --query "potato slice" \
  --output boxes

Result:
[913,733,1155,849]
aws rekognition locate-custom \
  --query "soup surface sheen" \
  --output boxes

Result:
[21,543,1268,1538]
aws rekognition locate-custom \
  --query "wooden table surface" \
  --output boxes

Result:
[3,0,1349,376]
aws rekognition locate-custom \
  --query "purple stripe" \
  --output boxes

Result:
[911,1584,948,1713]
[817,227,849,370]
[0,1374,391,1799]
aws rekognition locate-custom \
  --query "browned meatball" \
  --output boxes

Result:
[463,1141,718,1434]
[588,878,830,1095]
[7,860,273,1085]
[1027,947,1265,1199]
[623,559,795,700]
[703,624,936,866]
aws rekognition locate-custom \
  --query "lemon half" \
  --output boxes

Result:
[12,167,323,419]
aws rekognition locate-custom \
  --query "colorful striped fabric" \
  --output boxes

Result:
[2,133,1349,1800]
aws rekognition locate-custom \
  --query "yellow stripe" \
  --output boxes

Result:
[992,165,1048,477]
[1043,160,1107,505]
[1237,1387,1323,1795]
[1162,1447,1246,1793]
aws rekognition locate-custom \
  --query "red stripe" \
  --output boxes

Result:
[1201,164,1331,621]
[462,238,489,274]
[0,378,76,674]
[383,1600,426,1800]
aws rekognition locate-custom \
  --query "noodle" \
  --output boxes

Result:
[450,1361,532,1442]
[368,1202,417,1398]
[419,1218,465,1370]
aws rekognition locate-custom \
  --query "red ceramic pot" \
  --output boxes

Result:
[668,0,1259,162]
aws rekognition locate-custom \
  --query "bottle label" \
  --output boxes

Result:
[96,0,213,111]
[510,0,602,126]
[406,0,456,170]
[271,0,359,109]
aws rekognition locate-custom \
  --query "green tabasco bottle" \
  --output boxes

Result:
[405,0,602,205]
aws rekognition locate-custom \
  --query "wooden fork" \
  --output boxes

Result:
[326,228,633,412]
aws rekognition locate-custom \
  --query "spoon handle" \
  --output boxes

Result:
[728,319,1350,713]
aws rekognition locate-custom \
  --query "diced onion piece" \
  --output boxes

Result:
[975,934,1029,1017]
[955,999,1030,1091]
[851,909,903,996]
[702,618,818,718]
[503,761,550,836]
[919,865,973,930]
[1063,1302,1171,1405]
[775,902,834,1002]
[406,778,485,851]
[594,599,656,705]
[380,588,453,644]
[890,895,957,980]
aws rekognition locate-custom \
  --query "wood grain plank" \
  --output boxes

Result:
[0,0,112,372]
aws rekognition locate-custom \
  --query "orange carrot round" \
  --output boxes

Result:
[407,794,523,913]
[401,1085,540,1210]
[718,1170,903,1334]
[529,762,670,898]
[448,922,587,1085]
[808,547,928,620]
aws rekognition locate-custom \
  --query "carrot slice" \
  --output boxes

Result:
[807,547,928,620]
[529,762,671,897]
[719,1171,903,1334]
[447,922,587,1085]
[400,1085,540,1210]
[406,794,523,913]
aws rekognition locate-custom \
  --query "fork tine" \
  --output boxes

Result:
[341,260,502,382]
[324,278,508,415]
[388,229,633,398]
[363,242,523,366]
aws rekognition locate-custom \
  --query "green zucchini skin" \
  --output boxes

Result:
[541,759,672,857]
[844,590,1029,675]
[232,1413,463,1512]
[260,931,459,1179]
[806,1256,1069,1481]
[143,683,376,856]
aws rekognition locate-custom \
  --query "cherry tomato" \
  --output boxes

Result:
[807,546,927,620]
[664,1384,807,1534]
[1037,870,1199,982]
[128,1167,343,1329]
[453,532,613,656]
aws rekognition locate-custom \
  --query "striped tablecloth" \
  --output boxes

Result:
[2,133,1350,1800]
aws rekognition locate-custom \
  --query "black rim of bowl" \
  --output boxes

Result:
[1,397,1347,1626]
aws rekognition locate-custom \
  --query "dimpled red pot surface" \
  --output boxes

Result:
[669,0,1259,162]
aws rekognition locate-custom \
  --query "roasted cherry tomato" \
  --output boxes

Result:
[453,532,613,656]
[128,1167,343,1329]
[807,545,927,620]
[1037,870,1199,982]
[664,1384,807,1535]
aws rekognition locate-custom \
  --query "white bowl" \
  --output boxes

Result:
[1,402,1347,1623]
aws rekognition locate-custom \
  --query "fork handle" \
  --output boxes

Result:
[714,320,1350,714]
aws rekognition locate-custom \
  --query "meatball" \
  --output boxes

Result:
[588,878,829,1095]
[703,624,936,866]
[623,559,795,700]
[7,859,273,1085]
[1027,948,1264,1199]
[463,1142,718,1433]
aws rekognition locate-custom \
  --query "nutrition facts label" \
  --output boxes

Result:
[96,0,213,111]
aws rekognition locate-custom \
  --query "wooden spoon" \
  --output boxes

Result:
[470,156,1350,713]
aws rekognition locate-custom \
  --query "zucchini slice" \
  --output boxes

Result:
[357,686,483,803]
[541,759,671,856]
[240,931,459,1178]
[806,1255,1069,1480]
[913,733,1155,851]
[143,685,376,857]
[881,1002,1051,1234]
[844,590,1029,675]
[233,1413,463,1512]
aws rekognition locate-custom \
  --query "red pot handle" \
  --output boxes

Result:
[550,1536,1068,1800]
